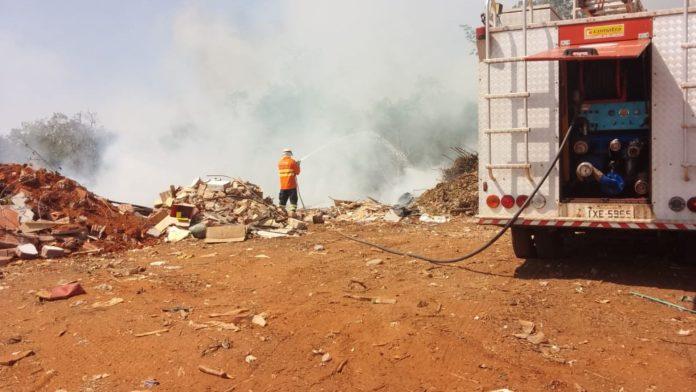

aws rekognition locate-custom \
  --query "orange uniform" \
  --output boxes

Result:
[278,156,301,190]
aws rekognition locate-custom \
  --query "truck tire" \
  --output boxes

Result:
[534,228,563,259]
[511,227,536,258]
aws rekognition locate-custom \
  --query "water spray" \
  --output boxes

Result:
[300,131,409,165]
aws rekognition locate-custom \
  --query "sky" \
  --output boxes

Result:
[0,0,684,205]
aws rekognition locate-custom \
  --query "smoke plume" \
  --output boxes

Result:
[10,1,480,206]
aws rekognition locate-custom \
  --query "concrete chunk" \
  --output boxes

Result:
[15,243,38,259]
[154,216,177,233]
[287,218,307,230]
[145,209,169,227]
[166,226,190,243]
[0,206,20,230]
[20,220,59,234]
[40,245,66,259]
[204,225,246,243]
[0,234,20,249]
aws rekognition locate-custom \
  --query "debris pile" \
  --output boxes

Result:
[328,198,393,223]
[0,164,150,265]
[323,193,443,224]
[147,176,310,242]
[417,150,478,216]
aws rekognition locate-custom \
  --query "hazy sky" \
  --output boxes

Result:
[1,0,678,131]
[0,0,685,204]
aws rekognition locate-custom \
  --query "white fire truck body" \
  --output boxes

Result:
[476,1,696,257]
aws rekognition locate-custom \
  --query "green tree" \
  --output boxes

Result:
[463,1,574,47]
[3,112,114,181]
[516,0,574,19]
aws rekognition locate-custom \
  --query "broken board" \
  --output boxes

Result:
[204,225,246,243]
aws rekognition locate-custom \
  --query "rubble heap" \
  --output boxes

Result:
[147,177,310,242]
[329,198,392,223]
[320,194,427,224]
[0,164,150,265]
[417,151,478,216]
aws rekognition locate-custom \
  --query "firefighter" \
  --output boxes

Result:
[278,148,301,214]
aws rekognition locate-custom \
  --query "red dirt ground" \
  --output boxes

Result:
[0,219,694,391]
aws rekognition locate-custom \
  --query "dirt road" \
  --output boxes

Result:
[1,219,695,391]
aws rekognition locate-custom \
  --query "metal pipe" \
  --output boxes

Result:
[684,0,691,180]
[523,1,530,170]
[485,0,493,178]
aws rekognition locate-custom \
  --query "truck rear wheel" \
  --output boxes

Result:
[511,227,536,258]
[534,228,563,259]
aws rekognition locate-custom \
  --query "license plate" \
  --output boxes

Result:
[568,204,635,220]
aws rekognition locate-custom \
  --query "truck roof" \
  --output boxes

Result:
[489,5,695,33]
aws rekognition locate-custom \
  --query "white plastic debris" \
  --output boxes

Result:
[419,214,449,224]
[166,226,190,243]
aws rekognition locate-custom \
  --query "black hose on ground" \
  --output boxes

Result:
[337,123,576,265]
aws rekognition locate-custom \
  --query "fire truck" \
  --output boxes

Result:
[476,0,696,258]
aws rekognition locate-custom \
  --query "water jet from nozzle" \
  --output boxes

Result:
[300,131,409,165]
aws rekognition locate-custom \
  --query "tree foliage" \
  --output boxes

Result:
[517,0,574,19]
[1,112,114,181]
[464,1,574,46]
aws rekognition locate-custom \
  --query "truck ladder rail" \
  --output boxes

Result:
[485,92,531,99]
[484,127,531,135]
[484,0,533,183]
[573,0,645,18]
[484,57,525,64]
[682,0,695,181]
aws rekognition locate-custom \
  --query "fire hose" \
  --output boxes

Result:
[336,122,576,265]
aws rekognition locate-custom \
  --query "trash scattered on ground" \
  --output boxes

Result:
[91,297,124,308]
[205,225,246,243]
[252,314,268,327]
[513,320,547,345]
[677,329,692,336]
[321,352,332,363]
[313,244,325,251]
[419,214,449,224]
[198,365,232,379]
[0,349,34,366]
[94,283,112,292]
[201,339,232,357]
[245,354,257,364]
[135,328,170,337]
[680,295,694,302]
[4,336,22,345]
[365,258,383,266]
[328,198,397,223]
[166,226,190,243]
[335,359,348,373]
[344,294,397,304]
[36,282,86,301]
[630,291,696,315]
[383,209,403,223]
[207,321,241,331]
[209,308,250,319]
[142,379,160,388]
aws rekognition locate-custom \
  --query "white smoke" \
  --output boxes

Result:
[10,1,480,206]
